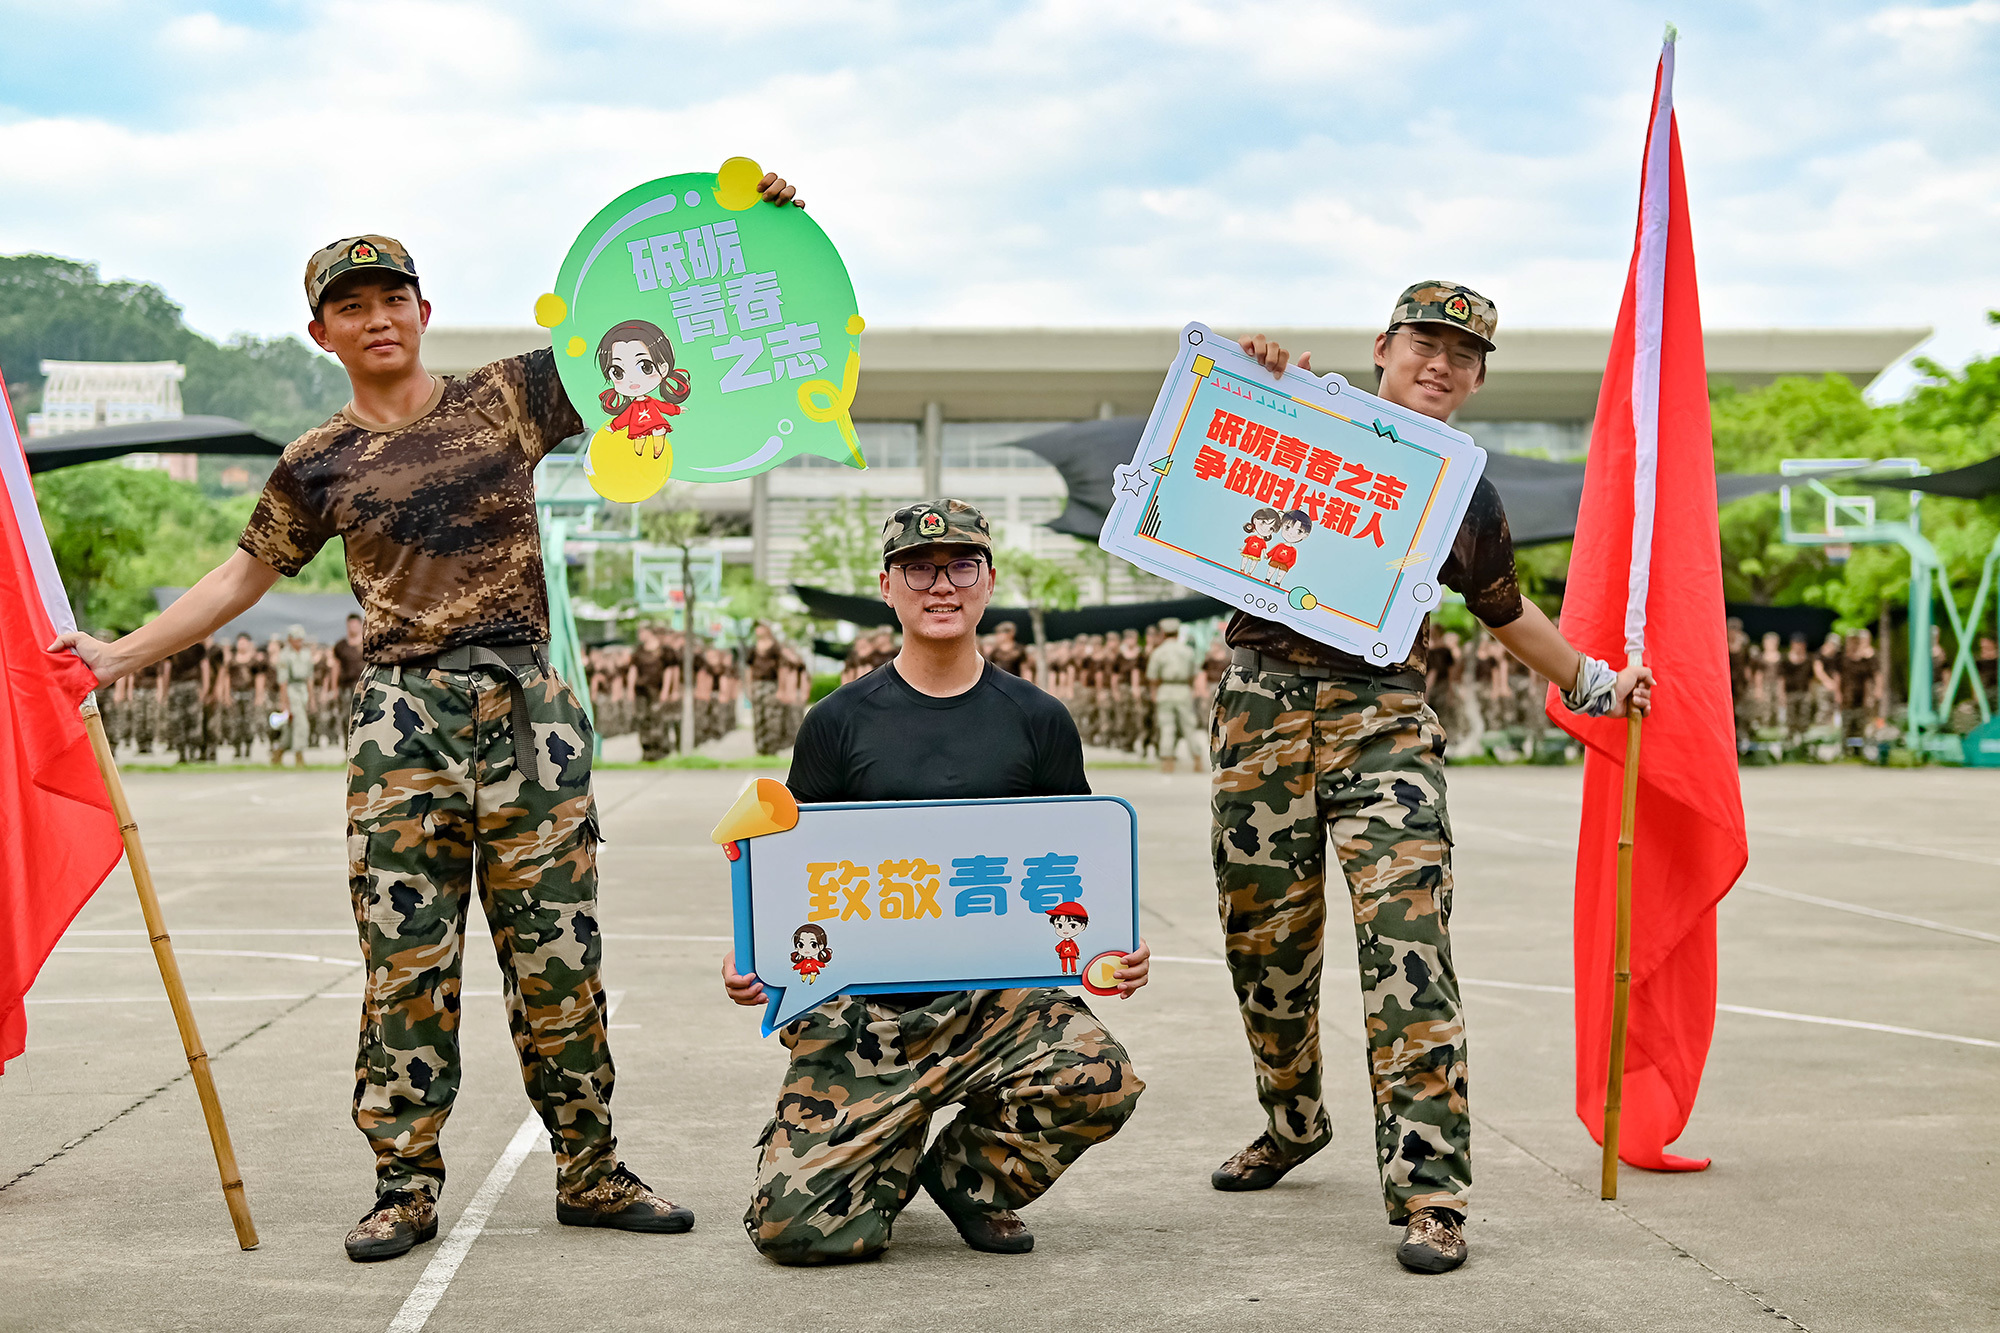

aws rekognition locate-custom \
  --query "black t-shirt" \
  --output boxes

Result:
[786,659,1088,1007]
[789,661,1088,804]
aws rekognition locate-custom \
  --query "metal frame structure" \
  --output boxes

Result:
[1779,458,2000,758]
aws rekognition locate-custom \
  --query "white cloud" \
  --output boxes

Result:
[0,0,1995,400]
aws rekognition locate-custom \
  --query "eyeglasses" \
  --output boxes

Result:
[1394,330,1486,372]
[894,558,986,591]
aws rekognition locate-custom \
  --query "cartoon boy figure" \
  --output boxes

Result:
[1240,507,1281,575]
[596,319,692,460]
[789,923,832,985]
[1264,509,1312,587]
[1048,902,1088,975]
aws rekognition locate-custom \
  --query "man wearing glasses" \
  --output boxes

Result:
[1209,284,1653,1273]
[721,498,1151,1264]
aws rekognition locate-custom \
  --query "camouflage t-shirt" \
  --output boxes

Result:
[1225,476,1524,682]
[238,350,581,663]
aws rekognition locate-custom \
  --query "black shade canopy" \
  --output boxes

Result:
[792,585,1230,638]
[1865,454,2000,499]
[24,416,285,474]
[1011,417,1790,547]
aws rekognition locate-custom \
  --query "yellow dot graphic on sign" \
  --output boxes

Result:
[846,314,866,336]
[566,336,586,357]
[533,293,567,328]
[714,156,764,211]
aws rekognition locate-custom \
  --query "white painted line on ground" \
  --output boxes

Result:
[602,933,732,942]
[1737,880,2000,944]
[386,1113,544,1333]
[1462,977,1574,994]
[66,928,354,937]
[1457,822,2000,944]
[54,946,358,966]
[1750,823,2000,868]
[1713,1003,2000,1049]
[1148,959,2000,1049]
[63,928,730,942]
[387,992,624,1333]
[27,989,503,1005]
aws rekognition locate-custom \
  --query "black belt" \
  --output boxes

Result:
[1230,647,1335,680]
[401,643,551,782]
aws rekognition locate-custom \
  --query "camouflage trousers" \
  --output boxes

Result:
[633,694,672,761]
[166,680,204,762]
[1156,692,1200,763]
[745,987,1143,1265]
[1211,662,1469,1223]
[346,659,615,1200]
[227,698,256,755]
[750,680,785,756]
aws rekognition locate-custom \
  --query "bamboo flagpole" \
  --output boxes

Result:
[1600,703,1643,1199]
[79,697,258,1249]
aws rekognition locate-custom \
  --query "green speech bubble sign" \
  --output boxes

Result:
[536,157,866,502]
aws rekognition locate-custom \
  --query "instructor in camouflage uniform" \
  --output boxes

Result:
[1146,617,1199,774]
[52,171,806,1264]
[1209,285,1652,1274]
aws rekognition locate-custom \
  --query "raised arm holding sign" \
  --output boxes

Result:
[1099,287,1652,1277]
[49,168,809,1266]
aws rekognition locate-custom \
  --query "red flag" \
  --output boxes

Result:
[0,370,124,1072]
[1548,38,1748,1170]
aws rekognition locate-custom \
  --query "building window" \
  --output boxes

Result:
[942,421,1071,470]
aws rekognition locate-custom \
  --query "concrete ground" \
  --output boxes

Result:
[3,761,1996,1333]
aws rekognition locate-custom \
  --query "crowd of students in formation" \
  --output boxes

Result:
[581,621,814,759]
[835,618,1578,765]
[1723,619,2000,762]
[103,607,1992,770]
[95,619,365,765]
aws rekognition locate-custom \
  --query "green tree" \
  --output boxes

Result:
[641,491,716,754]
[997,548,1080,677]
[789,494,881,594]
[0,253,346,440]
[34,460,349,632]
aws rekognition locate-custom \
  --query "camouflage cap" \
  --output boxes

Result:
[1159,616,1182,633]
[881,498,992,560]
[1390,281,1498,350]
[304,235,419,315]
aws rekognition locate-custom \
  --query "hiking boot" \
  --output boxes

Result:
[1396,1207,1468,1273]
[918,1163,1034,1254]
[555,1164,693,1234]
[1210,1133,1320,1192]
[344,1189,438,1263]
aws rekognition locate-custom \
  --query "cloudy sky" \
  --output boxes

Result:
[3,1,1996,398]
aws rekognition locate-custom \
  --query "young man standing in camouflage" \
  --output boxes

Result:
[721,499,1149,1265]
[52,171,806,1262]
[1208,284,1653,1273]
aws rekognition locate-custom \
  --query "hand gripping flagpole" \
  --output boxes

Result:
[1603,26,1675,1202]
[79,696,258,1248]
[1601,690,1643,1200]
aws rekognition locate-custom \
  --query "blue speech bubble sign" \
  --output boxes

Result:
[715,783,1139,1036]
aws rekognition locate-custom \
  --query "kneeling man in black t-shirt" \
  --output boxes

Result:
[723,498,1151,1264]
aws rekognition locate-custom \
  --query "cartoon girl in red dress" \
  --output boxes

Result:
[596,320,692,460]
[1239,507,1281,574]
[789,923,832,985]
